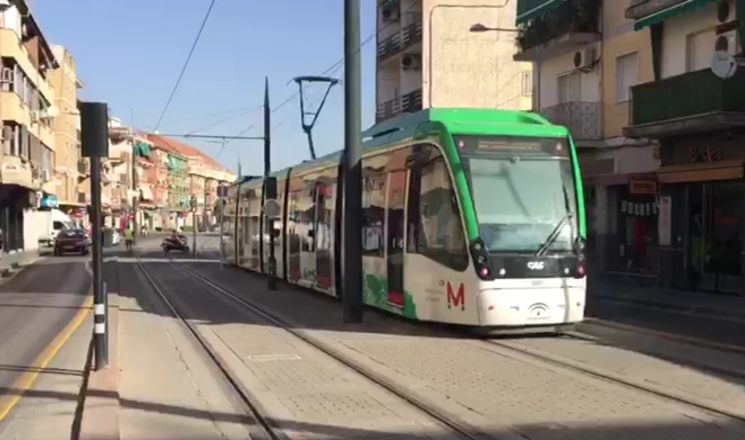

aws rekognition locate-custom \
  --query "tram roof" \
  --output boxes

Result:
[234,108,569,187]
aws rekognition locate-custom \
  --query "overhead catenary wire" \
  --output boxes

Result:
[153,0,216,133]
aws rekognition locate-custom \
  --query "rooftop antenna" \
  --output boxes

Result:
[292,75,339,160]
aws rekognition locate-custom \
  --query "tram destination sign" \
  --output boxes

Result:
[454,135,569,157]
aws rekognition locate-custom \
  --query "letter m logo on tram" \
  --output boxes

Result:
[446,282,465,310]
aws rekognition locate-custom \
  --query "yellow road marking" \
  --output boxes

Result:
[0,295,93,421]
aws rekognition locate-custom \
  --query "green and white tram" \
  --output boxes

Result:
[222,108,587,331]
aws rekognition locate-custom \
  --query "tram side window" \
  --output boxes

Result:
[362,173,385,257]
[408,155,469,271]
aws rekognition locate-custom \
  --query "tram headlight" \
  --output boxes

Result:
[470,237,493,280]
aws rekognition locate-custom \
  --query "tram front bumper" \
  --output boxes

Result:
[476,284,585,327]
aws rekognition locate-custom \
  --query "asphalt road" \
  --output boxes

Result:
[0,253,90,418]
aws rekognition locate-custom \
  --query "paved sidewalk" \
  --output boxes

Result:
[186,263,745,439]
[588,276,745,319]
[148,263,464,440]
[81,260,256,440]
[0,250,42,278]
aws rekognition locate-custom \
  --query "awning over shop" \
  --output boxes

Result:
[656,159,744,184]
[516,0,562,25]
[634,0,717,30]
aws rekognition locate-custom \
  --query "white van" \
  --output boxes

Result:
[38,209,75,247]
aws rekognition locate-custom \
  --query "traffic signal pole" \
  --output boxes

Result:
[80,101,110,370]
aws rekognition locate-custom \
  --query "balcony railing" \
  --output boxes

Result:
[629,68,745,127]
[516,0,600,55]
[377,20,422,61]
[625,0,685,20]
[376,89,423,123]
[537,102,601,140]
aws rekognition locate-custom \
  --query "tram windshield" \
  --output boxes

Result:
[455,135,579,254]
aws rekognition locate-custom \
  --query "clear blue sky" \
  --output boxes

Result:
[35,0,378,176]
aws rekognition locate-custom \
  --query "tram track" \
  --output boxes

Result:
[147,250,745,435]
[135,252,496,440]
[481,335,745,426]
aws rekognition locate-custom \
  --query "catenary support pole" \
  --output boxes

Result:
[219,192,224,271]
[264,76,277,291]
[343,0,363,323]
[80,101,110,370]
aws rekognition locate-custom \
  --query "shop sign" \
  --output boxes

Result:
[690,146,723,163]
[40,194,59,208]
[628,175,657,195]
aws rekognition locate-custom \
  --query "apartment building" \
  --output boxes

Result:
[49,45,84,223]
[132,135,159,230]
[517,0,745,293]
[620,0,745,293]
[375,0,532,123]
[146,134,190,229]
[146,134,232,230]
[514,0,656,271]
[0,0,58,253]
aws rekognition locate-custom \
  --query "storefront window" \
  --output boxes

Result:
[701,182,742,277]
[612,186,659,274]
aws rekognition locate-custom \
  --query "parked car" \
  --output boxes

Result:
[54,229,91,256]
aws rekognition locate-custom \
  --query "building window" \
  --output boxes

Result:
[520,71,532,96]
[557,71,581,104]
[615,51,638,102]
[686,29,715,72]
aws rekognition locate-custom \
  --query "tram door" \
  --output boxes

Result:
[386,170,406,306]
[314,182,333,291]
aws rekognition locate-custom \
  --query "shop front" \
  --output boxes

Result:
[656,132,745,294]
[606,174,660,277]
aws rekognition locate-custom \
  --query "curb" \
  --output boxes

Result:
[0,255,43,281]
[590,294,745,321]
[79,293,120,440]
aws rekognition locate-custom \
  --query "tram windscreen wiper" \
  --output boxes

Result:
[536,185,573,256]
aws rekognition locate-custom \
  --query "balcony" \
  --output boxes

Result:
[624,68,745,139]
[377,20,423,62]
[376,89,423,123]
[514,0,601,62]
[536,101,601,142]
[0,155,33,189]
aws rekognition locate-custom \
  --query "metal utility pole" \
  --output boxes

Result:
[80,101,110,370]
[130,109,138,246]
[191,194,197,258]
[263,76,277,291]
[218,185,225,270]
[343,0,363,323]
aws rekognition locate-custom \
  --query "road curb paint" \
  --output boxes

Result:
[0,295,94,422]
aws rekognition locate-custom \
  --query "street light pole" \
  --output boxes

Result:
[343,0,363,323]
